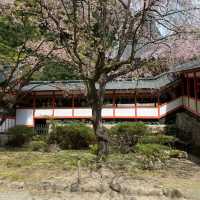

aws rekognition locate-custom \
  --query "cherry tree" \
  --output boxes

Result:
[15,0,200,158]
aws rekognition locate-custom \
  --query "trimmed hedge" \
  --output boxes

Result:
[110,122,147,137]
[48,123,96,149]
[135,143,170,158]
[109,122,147,153]
[7,125,34,147]
[139,134,176,145]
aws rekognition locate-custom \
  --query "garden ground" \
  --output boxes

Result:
[0,150,200,200]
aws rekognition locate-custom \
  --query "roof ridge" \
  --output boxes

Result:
[30,72,172,84]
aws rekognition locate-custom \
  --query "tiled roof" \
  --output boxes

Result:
[173,60,200,72]
[21,72,179,92]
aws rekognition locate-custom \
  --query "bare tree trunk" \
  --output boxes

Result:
[92,101,109,158]
[87,78,109,159]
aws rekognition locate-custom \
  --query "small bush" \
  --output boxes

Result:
[109,122,147,153]
[135,143,170,158]
[139,134,176,145]
[168,149,188,159]
[32,134,48,142]
[110,122,147,136]
[89,144,98,155]
[7,125,34,147]
[28,140,48,152]
[135,143,188,169]
[135,143,171,169]
[48,123,96,149]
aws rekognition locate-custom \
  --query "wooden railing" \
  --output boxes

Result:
[15,96,199,126]
[0,118,15,133]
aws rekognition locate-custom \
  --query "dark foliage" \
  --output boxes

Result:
[109,122,147,153]
[48,123,96,149]
[7,125,34,147]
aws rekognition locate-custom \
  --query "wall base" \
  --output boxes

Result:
[176,112,200,148]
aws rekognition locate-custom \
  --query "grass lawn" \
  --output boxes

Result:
[0,149,142,181]
[0,149,94,181]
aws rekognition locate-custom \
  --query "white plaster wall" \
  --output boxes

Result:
[198,101,200,113]
[160,97,182,116]
[137,108,158,117]
[54,109,73,117]
[102,108,113,117]
[35,109,53,117]
[74,109,92,117]
[183,96,188,106]
[115,108,134,117]
[16,109,34,126]
[160,104,167,116]
[189,98,196,111]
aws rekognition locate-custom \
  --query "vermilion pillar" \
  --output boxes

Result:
[112,91,115,117]
[52,92,55,117]
[186,73,189,107]
[194,72,198,112]
[72,94,75,118]
[134,92,137,118]
[33,92,36,127]
[157,92,160,118]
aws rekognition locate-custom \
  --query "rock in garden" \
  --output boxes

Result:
[10,181,24,190]
[163,188,183,198]
[110,181,121,193]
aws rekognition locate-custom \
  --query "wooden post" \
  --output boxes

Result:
[52,92,55,117]
[33,92,36,127]
[194,71,198,112]
[186,73,189,107]
[112,91,115,118]
[181,75,184,105]
[134,92,137,118]
[72,94,75,118]
[157,92,160,119]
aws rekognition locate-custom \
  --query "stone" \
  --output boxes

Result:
[38,181,52,191]
[109,181,121,193]
[10,182,24,190]
[163,188,183,198]
[47,144,60,153]
[80,178,108,193]
[153,159,164,170]
[70,182,80,192]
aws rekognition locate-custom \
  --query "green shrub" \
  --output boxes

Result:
[168,149,188,159]
[28,140,48,152]
[7,125,34,147]
[135,143,188,169]
[109,122,147,153]
[32,135,48,143]
[139,134,176,145]
[135,143,170,158]
[110,122,147,136]
[135,143,171,169]
[48,123,96,149]
[89,144,98,155]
